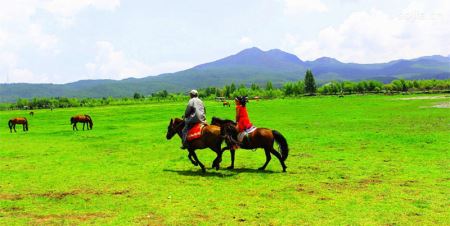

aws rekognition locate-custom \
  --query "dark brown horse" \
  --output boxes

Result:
[211,117,289,172]
[8,117,28,132]
[29,111,34,116]
[223,101,231,107]
[71,115,93,130]
[166,118,224,173]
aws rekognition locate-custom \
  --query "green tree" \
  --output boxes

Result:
[133,92,142,99]
[265,81,273,91]
[304,69,316,95]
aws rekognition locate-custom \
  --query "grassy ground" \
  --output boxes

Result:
[1,95,449,225]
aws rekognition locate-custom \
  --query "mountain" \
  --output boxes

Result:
[1,47,449,102]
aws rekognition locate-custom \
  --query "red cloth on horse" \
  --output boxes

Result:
[236,105,253,132]
[187,123,204,141]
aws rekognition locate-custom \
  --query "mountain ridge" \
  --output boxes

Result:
[1,47,449,102]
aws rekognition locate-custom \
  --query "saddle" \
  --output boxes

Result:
[186,123,206,141]
[237,126,257,143]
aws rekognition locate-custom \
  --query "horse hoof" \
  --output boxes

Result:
[227,166,234,170]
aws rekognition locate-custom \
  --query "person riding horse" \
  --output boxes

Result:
[235,96,255,147]
[181,89,206,149]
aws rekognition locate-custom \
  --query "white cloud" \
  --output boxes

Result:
[284,0,328,15]
[0,1,121,83]
[44,0,120,26]
[28,24,59,52]
[10,68,35,83]
[239,36,253,45]
[290,1,450,63]
[86,41,193,80]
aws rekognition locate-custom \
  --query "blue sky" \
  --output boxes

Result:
[1,0,449,83]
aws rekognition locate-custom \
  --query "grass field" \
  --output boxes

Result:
[1,95,449,225]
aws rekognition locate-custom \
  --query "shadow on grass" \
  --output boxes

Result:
[223,168,278,174]
[163,169,237,178]
[163,167,279,177]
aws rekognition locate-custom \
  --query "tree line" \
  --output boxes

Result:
[4,70,450,110]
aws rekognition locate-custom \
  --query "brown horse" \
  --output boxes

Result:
[29,111,34,116]
[8,117,28,132]
[71,114,93,130]
[166,118,224,173]
[211,117,289,172]
[223,101,231,107]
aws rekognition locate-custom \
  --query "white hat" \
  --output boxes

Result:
[190,89,198,95]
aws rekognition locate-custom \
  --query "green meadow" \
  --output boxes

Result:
[1,95,449,225]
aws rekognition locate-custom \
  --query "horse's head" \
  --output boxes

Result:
[70,117,75,124]
[211,117,222,126]
[85,115,93,129]
[166,118,183,140]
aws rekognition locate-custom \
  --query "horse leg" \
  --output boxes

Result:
[227,149,235,169]
[212,147,223,171]
[82,122,85,130]
[269,148,287,172]
[258,148,272,171]
[189,149,205,173]
[13,124,16,132]
[188,152,198,166]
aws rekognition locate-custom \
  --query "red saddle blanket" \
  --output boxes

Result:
[187,123,206,141]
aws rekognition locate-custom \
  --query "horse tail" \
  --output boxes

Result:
[272,130,289,161]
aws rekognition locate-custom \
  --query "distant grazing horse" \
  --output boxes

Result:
[8,117,28,132]
[29,111,34,116]
[71,115,93,131]
[166,118,224,173]
[211,117,289,172]
[223,101,231,107]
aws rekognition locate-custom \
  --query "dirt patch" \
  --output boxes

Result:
[29,212,110,224]
[400,180,418,187]
[0,194,23,200]
[295,184,315,194]
[135,212,165,225]
[432,102,450,108]
[398,96,449,100]
[0,206,24,212]
[0,189,130,201]
[359,179,383,185]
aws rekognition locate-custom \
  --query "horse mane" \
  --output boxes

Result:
[211,117,236,126]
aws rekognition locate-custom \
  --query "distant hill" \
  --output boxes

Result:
[1,47,449,102]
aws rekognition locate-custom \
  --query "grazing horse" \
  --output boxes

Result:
[8,117,28,132]
[71,115,93,131]
[211,117,289,172]
[29,111,34,116]
[223,101,231,107]
[166,118,224,173]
